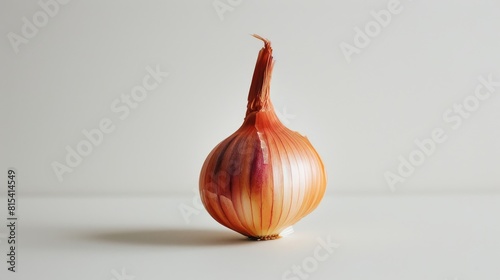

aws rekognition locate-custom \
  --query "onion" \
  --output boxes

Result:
[199,35,327,240]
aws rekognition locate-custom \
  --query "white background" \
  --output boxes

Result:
[2,0,499,195]
[1,1,500,280]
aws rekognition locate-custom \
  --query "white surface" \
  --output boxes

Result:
[1,193,499,280]
[1,0,500,194]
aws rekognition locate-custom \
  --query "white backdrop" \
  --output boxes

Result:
[1,0,500,195]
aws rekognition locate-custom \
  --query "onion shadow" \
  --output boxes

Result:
[77,228,253,247]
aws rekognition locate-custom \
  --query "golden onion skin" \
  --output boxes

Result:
[199,35,327,240]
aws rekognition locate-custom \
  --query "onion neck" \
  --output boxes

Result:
[245,35,275,118]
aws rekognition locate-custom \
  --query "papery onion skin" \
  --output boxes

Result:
[199,35,327,240]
